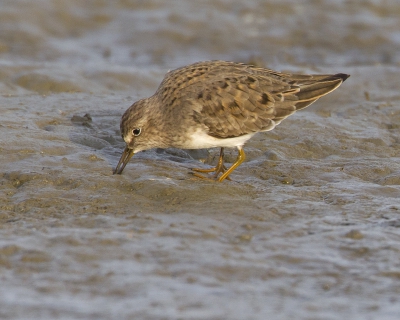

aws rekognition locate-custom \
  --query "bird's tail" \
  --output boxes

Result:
[294,73,350,110]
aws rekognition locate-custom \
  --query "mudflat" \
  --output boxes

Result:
[1,1,400,319]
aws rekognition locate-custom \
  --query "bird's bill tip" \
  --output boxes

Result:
[113,147,134,175]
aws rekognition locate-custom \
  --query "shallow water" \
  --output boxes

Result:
[1,1,400,319]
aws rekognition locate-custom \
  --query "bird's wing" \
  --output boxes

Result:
[189,66,348,138]
[155,61,348,139]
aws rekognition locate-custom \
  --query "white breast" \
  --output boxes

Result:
[184,129,257,149]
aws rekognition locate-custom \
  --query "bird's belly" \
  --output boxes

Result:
[183,129,256,149]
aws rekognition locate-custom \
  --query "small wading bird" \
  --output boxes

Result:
[114,60,349,182]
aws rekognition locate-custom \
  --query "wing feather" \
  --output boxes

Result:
[156,61,349,139]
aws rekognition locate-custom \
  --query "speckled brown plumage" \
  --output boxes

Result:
[114,60,349,181]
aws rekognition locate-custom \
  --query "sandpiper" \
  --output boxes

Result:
[114,60,349,182]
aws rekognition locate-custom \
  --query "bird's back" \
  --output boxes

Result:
[154,61,349,139]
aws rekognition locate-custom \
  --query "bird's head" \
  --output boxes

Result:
[114,99,152,175]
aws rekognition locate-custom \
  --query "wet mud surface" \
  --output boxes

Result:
[1,1,400,319]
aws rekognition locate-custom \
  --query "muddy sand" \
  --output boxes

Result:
[1,1,400,319]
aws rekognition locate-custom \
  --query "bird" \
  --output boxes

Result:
[113,60,349,182]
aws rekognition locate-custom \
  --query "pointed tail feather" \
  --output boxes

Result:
[295,73,350,105]
[333,73,350,82]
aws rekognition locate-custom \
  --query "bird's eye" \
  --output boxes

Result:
[132,128,141,136]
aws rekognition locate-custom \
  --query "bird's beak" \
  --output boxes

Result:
[113,146,134,174]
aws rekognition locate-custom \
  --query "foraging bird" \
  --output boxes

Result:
[114,60,349,182]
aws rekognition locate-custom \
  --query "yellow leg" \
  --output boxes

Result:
[191,148,231,180]
[217,147,245,182]
[191,147,245,182]
[192,148,225,174]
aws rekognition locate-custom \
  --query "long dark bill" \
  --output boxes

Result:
[113,146,134,174]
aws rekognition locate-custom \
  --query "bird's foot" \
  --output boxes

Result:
[190,164,231,181]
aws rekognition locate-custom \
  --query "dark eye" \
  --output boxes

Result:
[132,128,141,136]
